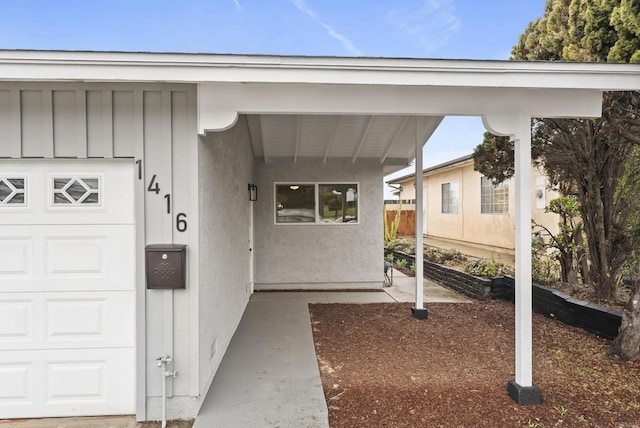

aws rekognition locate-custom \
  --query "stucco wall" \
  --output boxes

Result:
[197,115,254,404]
[254,159,383,289]
[394,161,559,262]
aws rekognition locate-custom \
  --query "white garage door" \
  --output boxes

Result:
[0,160,135,419]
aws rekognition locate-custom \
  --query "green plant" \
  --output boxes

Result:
[385,253,395,263]
[386,238,415,255]
[532,246,560,286]
[383,201,402,245]
[464,255,510,278]
[526,419,546,428]
[554,349,565,360]
[395,258,408,269]
[410,262,416,275]
[553,405,568,417]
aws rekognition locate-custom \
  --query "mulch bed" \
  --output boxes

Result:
[309,301,640,427]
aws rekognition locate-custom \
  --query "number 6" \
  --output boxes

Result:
[176,212,188,232]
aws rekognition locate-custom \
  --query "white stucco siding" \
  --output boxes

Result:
[197,115,255,401]
[254,159,383,289]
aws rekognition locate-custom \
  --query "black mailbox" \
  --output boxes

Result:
[146,244,187,289]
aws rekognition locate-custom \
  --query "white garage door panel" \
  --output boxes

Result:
[0,348,135,418]
[0,160,133,226]
[0,160,135,419]
[0,291,134,351]
[0,225,134,292]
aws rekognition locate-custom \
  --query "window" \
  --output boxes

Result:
[52,176,101,205]
[0,176,26,206]
[441,182,459,214]
[275,183,358,224]
[481,176,509,214]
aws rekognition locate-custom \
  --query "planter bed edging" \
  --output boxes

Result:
[385,248,623,340]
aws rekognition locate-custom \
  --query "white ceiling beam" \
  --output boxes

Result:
[351,116,375,164]
[323,116,338,163]
[380,116,409,164]
[246,114,264,159]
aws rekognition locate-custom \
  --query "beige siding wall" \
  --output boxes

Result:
[394,160,559,262]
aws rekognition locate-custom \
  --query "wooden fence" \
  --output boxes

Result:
[385,209,416,237]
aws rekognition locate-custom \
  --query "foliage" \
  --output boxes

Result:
[474,0,640,302]
[464,256,511,278]
[385,238,415,255]
[532,247,560,286]
[424,247,467,265]
[532,196,587,284]
[383,201,402,245]
[395,258,408,269]
[472,132,515,183]
[385,253,395,263]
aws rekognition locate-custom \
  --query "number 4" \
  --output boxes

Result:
[147,174,160,194]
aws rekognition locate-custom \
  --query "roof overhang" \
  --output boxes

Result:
[1,50,638,172]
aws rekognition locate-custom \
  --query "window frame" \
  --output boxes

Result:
[480,176,509,214]
[441,181,459,214]
[274,182,359,225]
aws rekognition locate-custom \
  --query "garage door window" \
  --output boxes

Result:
[0,176,26,206]
[52,176,101,205]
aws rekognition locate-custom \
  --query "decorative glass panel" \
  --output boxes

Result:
[0,176,26,206]
[318,184,358,223]
[52,176,101,205]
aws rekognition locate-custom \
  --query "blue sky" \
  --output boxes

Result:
[0,0,547,187]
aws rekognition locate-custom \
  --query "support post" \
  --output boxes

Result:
[509,117,541,405]
[412,118,427,319]
[482,112,540,405]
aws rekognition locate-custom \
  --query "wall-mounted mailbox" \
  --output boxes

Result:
[146,244,187,289]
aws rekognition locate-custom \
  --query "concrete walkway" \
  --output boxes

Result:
[193,275,468,427]
[383,269,471,304]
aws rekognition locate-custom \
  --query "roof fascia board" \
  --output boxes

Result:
[0,50,638,91]
[388,155,474,184]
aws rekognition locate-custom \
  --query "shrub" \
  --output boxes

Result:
[395,258,408,269]
[464,257,511,278]
[386,238,415,255]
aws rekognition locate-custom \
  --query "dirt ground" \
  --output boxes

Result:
[309,301,640,427]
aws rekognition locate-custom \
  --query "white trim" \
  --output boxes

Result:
[0,50,638,91]
[273,182,360,225]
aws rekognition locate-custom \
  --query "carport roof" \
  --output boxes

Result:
[0,50,638,173]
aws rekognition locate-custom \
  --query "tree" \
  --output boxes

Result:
[532,196,586,284]
[474,0,640,359]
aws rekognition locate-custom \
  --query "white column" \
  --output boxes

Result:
[513,119,533,387]
[414,118,424,310]
[482,112,536,394]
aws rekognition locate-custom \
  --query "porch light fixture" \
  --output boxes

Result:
[289,185,300,190]
[248,183,258,201]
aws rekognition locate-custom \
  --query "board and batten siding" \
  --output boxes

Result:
[0,83,195,160]
[0,83,202,420]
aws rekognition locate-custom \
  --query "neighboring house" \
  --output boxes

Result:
[387,155,560,264]
[0,50,637,420]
